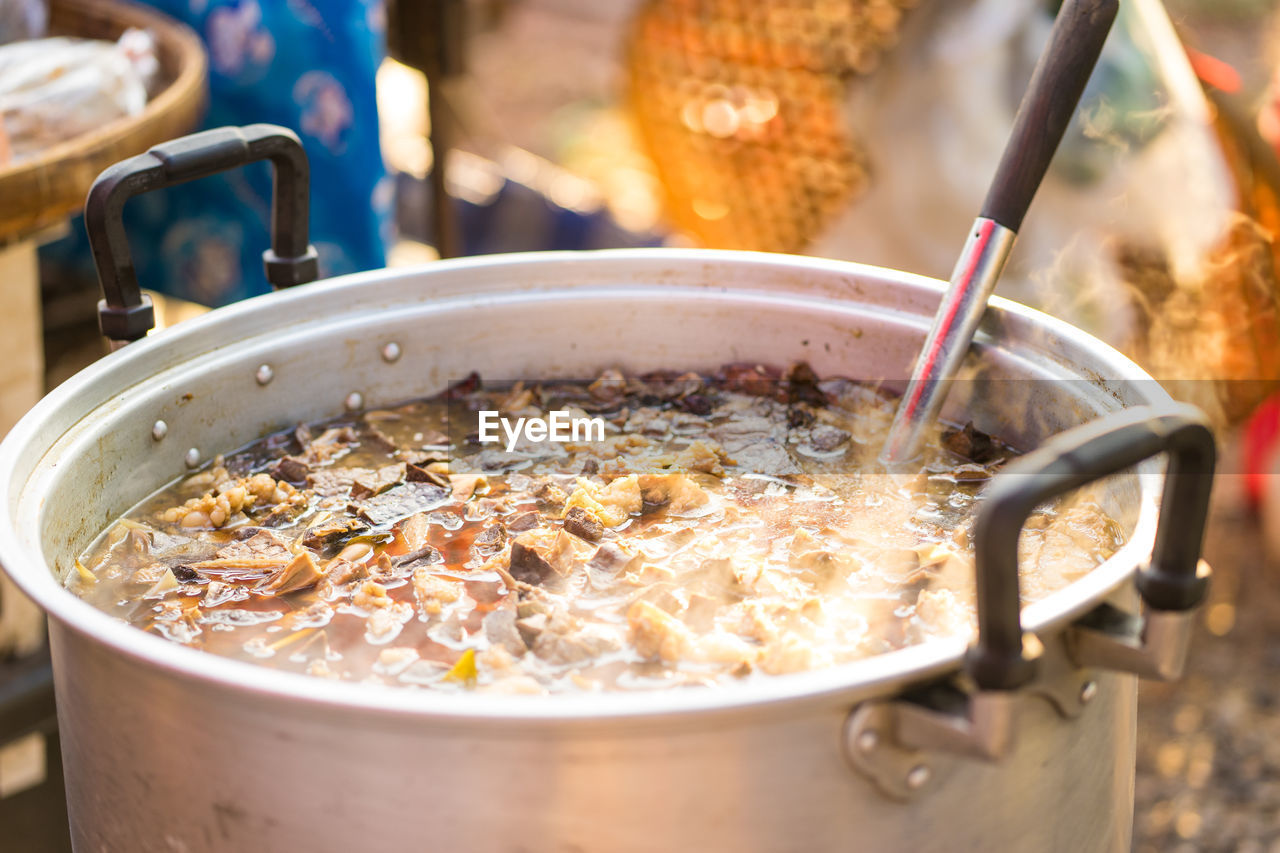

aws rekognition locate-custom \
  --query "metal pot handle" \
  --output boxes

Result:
[85,124,320,345]
[845,406,1215,798]
[967,405,1215,692]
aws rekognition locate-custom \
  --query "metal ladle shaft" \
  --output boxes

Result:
[881,0,1120,463]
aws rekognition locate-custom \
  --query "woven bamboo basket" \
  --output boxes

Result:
[0,0,207,242]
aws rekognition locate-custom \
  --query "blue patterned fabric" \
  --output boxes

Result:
[44,0,391,307]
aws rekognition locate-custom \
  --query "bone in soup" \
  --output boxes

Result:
[71,364,1123,694]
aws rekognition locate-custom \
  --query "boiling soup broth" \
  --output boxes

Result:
[72,364,1123,694]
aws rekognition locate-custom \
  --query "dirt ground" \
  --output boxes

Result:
[1132,463,1280,852]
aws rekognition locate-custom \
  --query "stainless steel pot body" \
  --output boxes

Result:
[0,250,1170,852]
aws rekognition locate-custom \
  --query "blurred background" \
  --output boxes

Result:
[4,0,1280,849]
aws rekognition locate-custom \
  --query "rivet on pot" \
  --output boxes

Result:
[345,392,364,412]
[151,420,168,442]
[1080,680,1098,705]
[184,448,201,469]
[905,764,932,791]
[857,730,878,753]
[255,364,274,386]
[381,342,402,363]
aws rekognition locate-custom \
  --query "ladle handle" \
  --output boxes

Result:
[967,406,1215,691]
[980,0,1119,231]
[85,124,320,344]
[881,0,1119,464]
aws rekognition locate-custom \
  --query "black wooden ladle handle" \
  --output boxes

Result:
[966,407,1215,691]
[881,0,1121,464]
[85,124,320,344]
[979,0,1120,232]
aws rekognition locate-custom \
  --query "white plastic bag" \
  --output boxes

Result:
[0,27,159,165]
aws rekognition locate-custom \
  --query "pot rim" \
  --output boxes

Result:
[0,248,1170,727]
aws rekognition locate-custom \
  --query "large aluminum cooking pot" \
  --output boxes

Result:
[0,127,1214,852]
